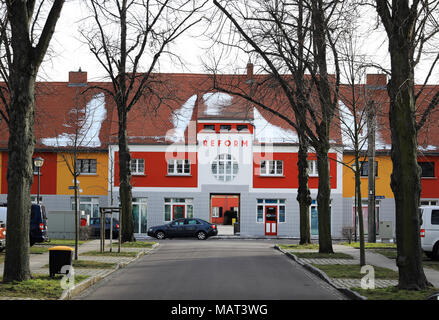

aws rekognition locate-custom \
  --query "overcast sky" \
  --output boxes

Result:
[37,1,438,85]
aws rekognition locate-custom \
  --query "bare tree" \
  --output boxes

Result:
[80,0,207,242]
[375,0,439,290]
[210,0,347,252]
[0,0,65,282]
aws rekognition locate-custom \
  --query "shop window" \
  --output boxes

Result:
[419,162,435,178]
[256,199,286,223]
[164,198,193,222]
[72,197,99,218]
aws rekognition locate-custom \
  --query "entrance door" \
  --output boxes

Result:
[173,205,185,220]
[265,206,277,236]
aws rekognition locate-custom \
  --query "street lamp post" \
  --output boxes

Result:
[33,157,44,204]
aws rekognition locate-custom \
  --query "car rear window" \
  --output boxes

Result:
[432,210,439,225]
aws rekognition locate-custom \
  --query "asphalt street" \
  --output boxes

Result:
[78,239,345,300]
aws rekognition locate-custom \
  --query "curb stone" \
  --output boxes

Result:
[59,242,160,300]
[274,245,367,300]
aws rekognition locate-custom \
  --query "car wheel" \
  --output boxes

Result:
[196,231,207,240]
[155,231,166,240]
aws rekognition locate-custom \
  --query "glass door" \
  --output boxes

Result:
[173,205,185,220]
[265,206,277,236]
[133,198,147,234]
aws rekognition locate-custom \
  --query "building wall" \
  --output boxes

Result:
[1,152,58,196]
[57,152,109,196]
[342,154,394,199]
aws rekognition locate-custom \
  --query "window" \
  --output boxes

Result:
[211,154,239,182]
[76,159,97,174]
[168,159,190,175]
[432,210,439,225]
[256,199,286,223]
[220,125,231,131]
[421,200,438,206]
[187,219,201,225]
[308,160,318,176]
[212,207,220,218]
[260,160,283,176]
[131,159,145,175]
[419,162,435,178]
[203,124,215,131]
[237,125,249,132]
[72,197,99,218]
[360,161,378,177]
[164,198,193,222]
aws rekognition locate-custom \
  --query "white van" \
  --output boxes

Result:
[0,206,6,225]
[420,206,439,260]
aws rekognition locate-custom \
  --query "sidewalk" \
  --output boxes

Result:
[278,244,439,293]
[0,239,158,300]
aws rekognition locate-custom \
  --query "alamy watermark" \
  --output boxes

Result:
[360,265,375,289]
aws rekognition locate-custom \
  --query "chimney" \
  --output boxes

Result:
[246,61,254,84]
[366,73,387,89]
[68,68,88,87]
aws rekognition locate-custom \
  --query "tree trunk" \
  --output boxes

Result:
[388,53,430,290]
[3,74,36,282]
[118,110,134,243]
[367,101,376,243]
[297,131,312,245]
[355,156,366,266]
[316,145,333,254]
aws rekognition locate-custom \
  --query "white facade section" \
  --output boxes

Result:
[197,132,253,187]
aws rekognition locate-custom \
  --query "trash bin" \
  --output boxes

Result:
[233,222,240,234]
[48,246,74,278]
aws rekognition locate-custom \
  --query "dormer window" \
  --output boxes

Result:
[203,124,215,131]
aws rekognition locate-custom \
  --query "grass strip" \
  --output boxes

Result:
[293,252,354,259]
[80,250,139,257]
[111,241,156,248]
[277,243,319,250]
[311,264,399,279]
[341,242,396,249]
[351,286,439,300]
[42,260,115,269]
[0,274,88,300]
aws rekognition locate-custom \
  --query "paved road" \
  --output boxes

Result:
[78,239,345,300]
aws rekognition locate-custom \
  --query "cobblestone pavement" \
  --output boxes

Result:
[330,279,398,289]
[283,248,398,290]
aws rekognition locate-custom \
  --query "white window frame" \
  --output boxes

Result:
[164,198,194,222]
[260,160,283,176]
[211,153,239,182]
[256,199,286,223]
[307,160,318,177]
[131,158,145,175]
[167,159,191,175]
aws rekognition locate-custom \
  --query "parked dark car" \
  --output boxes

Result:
[0,203,49,246]
[30,204,49,246]
[89,217,120,239]
[147,218,218,240]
